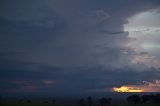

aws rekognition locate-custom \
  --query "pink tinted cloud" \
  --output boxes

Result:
[3,79,63,93]
[41,80,61,85]
[11,80,31,85]
[4,85,37,93]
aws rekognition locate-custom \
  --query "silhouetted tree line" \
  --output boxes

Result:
[1,94,160,105]
[127,94,160,104]
[78,96,112,106]
[18,98,56,104]
[99,97,112,106]
[0,95,2,105]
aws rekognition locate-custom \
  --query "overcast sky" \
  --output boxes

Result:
[0,0,160,97]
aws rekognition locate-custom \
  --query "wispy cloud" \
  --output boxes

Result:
[41,80,61,85]
[4,85,38,93]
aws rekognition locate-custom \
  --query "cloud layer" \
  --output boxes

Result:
[1,0,160,96]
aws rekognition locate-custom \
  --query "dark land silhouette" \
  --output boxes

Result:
[0,94,160,106]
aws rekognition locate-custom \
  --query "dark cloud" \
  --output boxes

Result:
[1,65,160,96]
[0,0,160,96]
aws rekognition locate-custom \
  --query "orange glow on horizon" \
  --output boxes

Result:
[112,86,144,92]
[112,80,160,92]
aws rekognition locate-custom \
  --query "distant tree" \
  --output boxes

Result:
[19,99,24,102]
[52,99,56,104]
[127,95,141,104]
[87,96,93,106]
[0,95,2,105]
[141,95,152,103]
[99,97,112,106]
[141,94,160,103]
[152,94,160,103]
[27,100,32,103]
[44,101,49,103]
[107,98,112,105]
[78,98,86,106]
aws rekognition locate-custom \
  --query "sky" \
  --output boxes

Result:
[0,0,160,97]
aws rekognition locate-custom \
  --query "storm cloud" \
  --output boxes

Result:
[1,0,160,96]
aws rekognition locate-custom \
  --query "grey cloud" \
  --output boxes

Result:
[1,65,160,96]
[1,0,160,96]
[1,0,160,70]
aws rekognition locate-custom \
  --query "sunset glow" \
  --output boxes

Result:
[112,86,144,92]
[112,80,160,92]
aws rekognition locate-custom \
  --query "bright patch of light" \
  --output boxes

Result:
[124,26,160,34]
[124,10,160,34]
[124,10,160,68]
[112,80,160,92]
[112,86,144,92]
[141,43,160,49]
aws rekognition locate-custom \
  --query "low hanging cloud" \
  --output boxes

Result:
[4,85,38,93]
[1,79,62,93]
